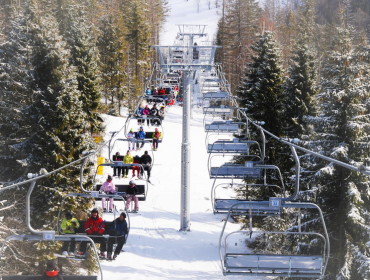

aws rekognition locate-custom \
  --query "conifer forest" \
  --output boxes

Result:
[0,0,370,279]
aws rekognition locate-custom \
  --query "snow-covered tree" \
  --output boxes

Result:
[26,2,94,226]
[307,6,370,279]
[0,8,34,181]
[55,0,103,134]
[284,38,318,138]
[237,31,287,169]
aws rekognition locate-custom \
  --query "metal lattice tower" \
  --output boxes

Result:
[153,25,220,231]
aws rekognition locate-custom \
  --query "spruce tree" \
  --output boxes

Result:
[237,31,285,139]
[54,0,103,134]
[26,3,94,227]
[284,38,318,138]
[0,8,34,181]
[307,7,370,279]
[236,31,291,201]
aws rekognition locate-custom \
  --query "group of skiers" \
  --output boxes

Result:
[99,175,141,213]
[136,103,165,126]
[126,126,162,151]
[113,150,153,179]
[60,208,128,261]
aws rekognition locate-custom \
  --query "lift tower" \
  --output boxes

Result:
[153,25,220,231]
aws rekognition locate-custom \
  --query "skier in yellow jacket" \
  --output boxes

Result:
[60,211,80,256]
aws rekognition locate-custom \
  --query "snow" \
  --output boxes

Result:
[97,106,254,280]
[160,0,221,45]
[96,2,262,279]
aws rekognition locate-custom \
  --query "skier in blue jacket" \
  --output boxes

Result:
[136,126,146,150]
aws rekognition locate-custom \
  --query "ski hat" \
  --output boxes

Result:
[65,211,72,219]
[120,212,127,218]
[129,180,135,185]
[91,208,99,214]
[140,126,143,129]
[144,151,148,155]
[155,128,158,131]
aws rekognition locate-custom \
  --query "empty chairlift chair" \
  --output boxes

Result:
[219,201,330,278]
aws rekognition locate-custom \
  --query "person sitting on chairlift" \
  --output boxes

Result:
[107,212,128,260]
[60,211,80,257]
[135,127,146,150]
[77,208,107,258]
[127,129,136,151]
[43,259,63,280]
[125,180,139,213]
[123,150,134,178]
[100,175,116,212]
[152,128,161,151]
[140,151,152,181]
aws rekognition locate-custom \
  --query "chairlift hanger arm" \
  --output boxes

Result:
[237,109,370,176]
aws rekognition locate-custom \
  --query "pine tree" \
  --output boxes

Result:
[54,0,103,134]
[307,5,370,279]
[216,0,261,92]
[122,0,151,97]
[0,7,34,180]
[236,31,291,202]
[26,2,94,226]
[97,13,128,114]
[237,31,285,138]
[284,38,318,138]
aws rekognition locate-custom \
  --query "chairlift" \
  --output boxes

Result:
[124,112,164,137]
[93,162,149,201]
[1,234,102,280]
[207,139,261,155]
[109,138,155,164]
[0,179,103,280]
[204,121,243,133]
[211,182,283,215]
[219,201,330,278]
[202,105,235,117]
[56,192,131,247]
[208,154,281,180]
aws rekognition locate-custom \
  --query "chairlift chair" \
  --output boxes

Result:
[219,202,330,279]
[56,192,131,245]
[93,162,149,201]
[109,138,155,164]
[207,139,261,155]
[211,183,283,216]
[1,234,102,280]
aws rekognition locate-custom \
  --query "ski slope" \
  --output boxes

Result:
[96,106,263,280]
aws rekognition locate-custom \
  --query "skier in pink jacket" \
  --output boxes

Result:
[100,175,116,212]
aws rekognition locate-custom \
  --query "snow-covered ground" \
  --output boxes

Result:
[160,0,221,45]
[97,2,258,279]
[97,106,253,280]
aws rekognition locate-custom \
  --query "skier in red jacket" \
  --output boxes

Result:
[77,208,107,258]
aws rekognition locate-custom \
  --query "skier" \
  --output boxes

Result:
[123,150,133,178]
[152,128,162,151]
[127,129,136,151]
[135,126,146,150]
[125,180,139,213]
[107,212,128,260]
[100,175,116,212]
[77,208,107,258]
[140,151,152,181]
[60,211,80,256]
